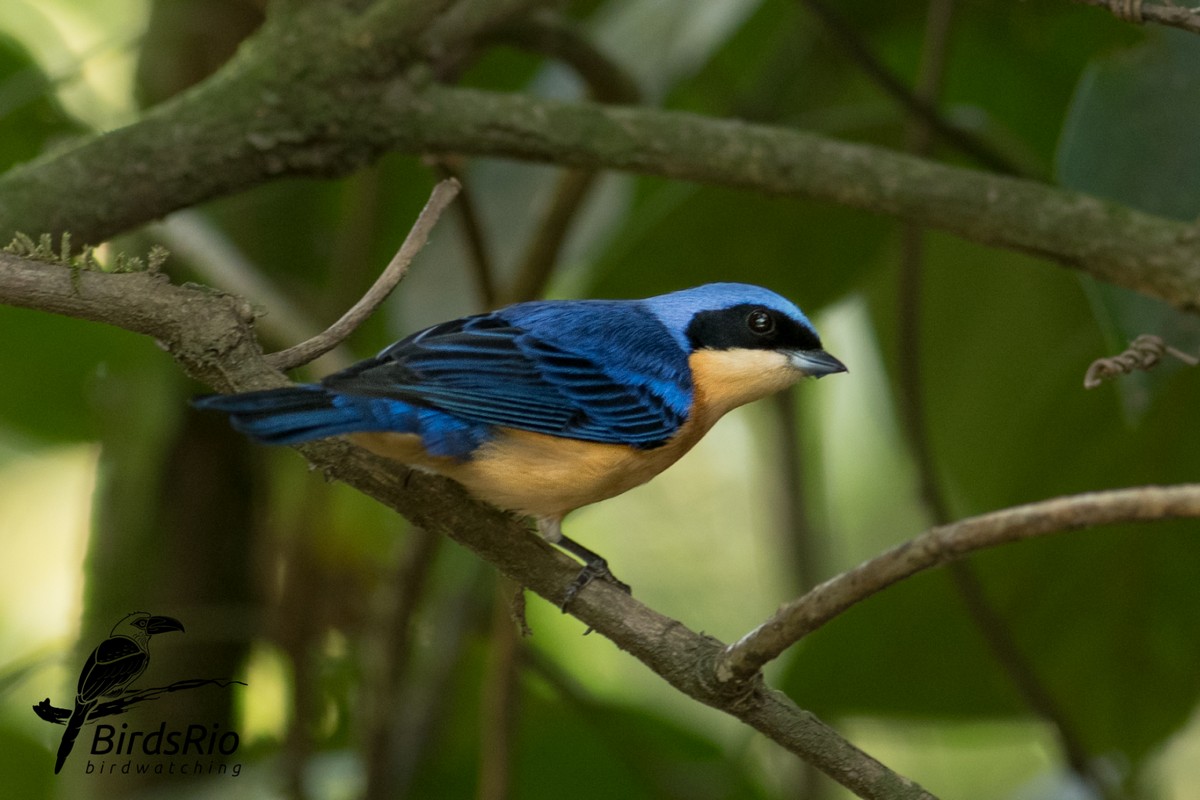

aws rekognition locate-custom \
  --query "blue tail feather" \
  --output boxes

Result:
[193,386,490,459]
[193,386,369,445]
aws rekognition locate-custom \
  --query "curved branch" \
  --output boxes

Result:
[154,211,348,364]
[717,484,1200,683]
[0,251,934,800]
[21,245,1198,792]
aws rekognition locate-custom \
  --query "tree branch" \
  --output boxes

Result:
[19,244,1200,795]
[0,0,554,245]
[0,250,935,800]
[401,86,1200,311]
[717,484,1200,683]
[5,77,1200,312]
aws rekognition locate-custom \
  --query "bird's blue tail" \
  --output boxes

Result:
[194,386,489,458]
[193,386,401,445]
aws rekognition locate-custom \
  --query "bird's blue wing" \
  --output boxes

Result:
[321,303,692,448]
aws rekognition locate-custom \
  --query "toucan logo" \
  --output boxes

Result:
[33,611,245,775]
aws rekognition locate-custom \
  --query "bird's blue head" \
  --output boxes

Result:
[643,282,846,379]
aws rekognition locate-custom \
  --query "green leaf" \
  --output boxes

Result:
[1056,28,1200,418]
[1058,29,1200,222]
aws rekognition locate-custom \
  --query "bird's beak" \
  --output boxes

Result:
[788,349,847,378]
[146,616,186,635]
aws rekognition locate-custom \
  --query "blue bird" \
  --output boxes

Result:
[194,283,846,604]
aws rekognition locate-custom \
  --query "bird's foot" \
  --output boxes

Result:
[559,557,632,613]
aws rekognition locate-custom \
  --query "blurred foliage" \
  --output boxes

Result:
[2,1,1200,799]
[0,32,86,171]
[1057,27,1200,422]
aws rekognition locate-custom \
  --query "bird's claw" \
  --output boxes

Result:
[559,558,631,613]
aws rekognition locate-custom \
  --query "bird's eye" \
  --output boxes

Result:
[746,308,775,335]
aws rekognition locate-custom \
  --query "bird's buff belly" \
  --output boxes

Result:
[350,423,706,519]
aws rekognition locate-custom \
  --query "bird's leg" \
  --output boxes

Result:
[537,518,631,611]
[555,535,632,609]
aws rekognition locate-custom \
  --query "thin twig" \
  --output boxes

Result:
[717,484,1200,683]
[264,178,461,371]
[1084,333,1200,388]
[1070,0,1200,34]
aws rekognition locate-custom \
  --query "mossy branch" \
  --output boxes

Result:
[5,232,168,274]
[0,3,1199,311]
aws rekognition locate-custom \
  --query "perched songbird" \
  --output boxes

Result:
[195,283,845,602]
[54,612,185,773]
